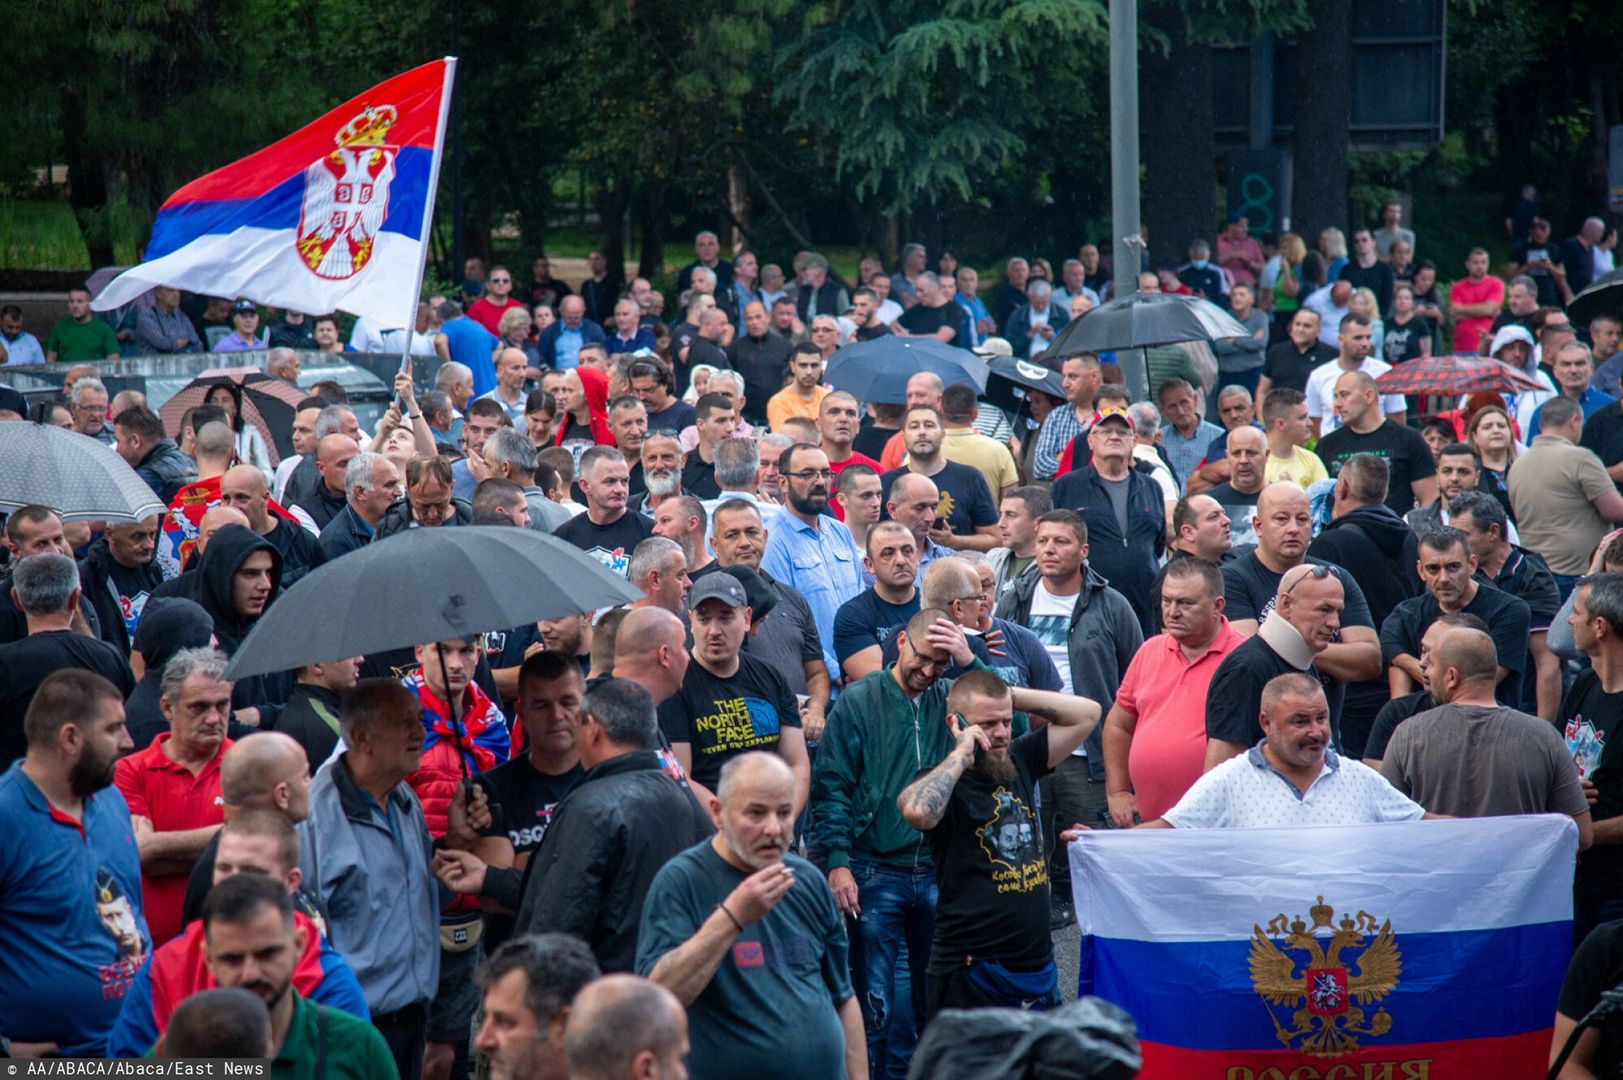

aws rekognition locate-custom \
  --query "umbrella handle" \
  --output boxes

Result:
[434,639,472,780]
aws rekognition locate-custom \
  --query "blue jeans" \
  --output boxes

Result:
[848,859,937,1080]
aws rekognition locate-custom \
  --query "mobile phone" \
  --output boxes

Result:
[954,713,969,733]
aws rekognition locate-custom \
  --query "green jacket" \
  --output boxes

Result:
[812,661,984,872]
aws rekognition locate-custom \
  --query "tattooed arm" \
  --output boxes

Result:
[898,725,986,831]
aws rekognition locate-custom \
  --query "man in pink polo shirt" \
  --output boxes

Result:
[1101,559,1242,825]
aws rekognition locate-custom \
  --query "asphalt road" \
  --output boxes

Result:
[1055,917,1083,1001]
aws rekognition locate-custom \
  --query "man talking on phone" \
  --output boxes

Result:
[898,669,1099,1017]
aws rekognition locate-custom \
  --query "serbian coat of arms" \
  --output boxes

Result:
[1248,895,1402,1057]
[296,102,398,280]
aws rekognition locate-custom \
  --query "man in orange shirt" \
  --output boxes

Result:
[114,647,234,945]
[1101,559,1242,826]
[1448,248,1506,354]
[766,344,831,432]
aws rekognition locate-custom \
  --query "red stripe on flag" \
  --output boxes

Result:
[1137,1030,1551,1079]
[164,60,448,207]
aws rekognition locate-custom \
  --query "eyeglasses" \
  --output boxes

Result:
[786,469,834,481]
[489,277,511,284]
[1284,564,1331,595]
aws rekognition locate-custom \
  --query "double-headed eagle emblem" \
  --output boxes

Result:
[1248,895,1401,1057]
[297,102,398,280]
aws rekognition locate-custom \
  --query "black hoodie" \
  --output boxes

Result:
[192,525,293,716]
[125,598,215,749]
[1306,502,1421,629]
[79,537,165,657]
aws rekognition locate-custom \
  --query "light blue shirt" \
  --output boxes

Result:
[555,325,584,371]
[759,506,864,679]
[475,386,527,426]
[1161,420,1225,487]
[954,293,991,349]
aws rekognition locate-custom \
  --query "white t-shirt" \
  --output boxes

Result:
[1304,357,1406,434]
[1026,307,1051,358]
[876,299,904,326]
[1027,582,1084,755]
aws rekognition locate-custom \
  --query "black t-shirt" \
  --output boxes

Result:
[1261,341,1336,393]
[103,560,156,647]
[1378,583,1531,708]
[1583,403,1623,496]
[647,401,697,433]
[681,456,722,500]
[1204,635,1334,749]
[1363,691,1433,762]
[480,755,584,862]
[897,302,960,343]
[832,589,919,666]
[0,631,134,767]
[1220,552,1375,631]
[854,421,897,462]
[1337,260,1395,314]
[1510,239,1565,307]
[559,416,596,446]
[552,511,655,577]
[854,321,892,342]
[880,462,996,537]
[1564,670,1623,889]
[1382,316,1428,365]
[920,730,1053,973]
[1315,421,1437,516]
[1205,482,1264,549]
[658,654,802,791]
[1558,920,1623,1077]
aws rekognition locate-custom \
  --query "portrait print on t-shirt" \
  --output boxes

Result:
[96,867,146,997]
[977,787,1048,894]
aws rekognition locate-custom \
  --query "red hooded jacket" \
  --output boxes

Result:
[555,364,616,448]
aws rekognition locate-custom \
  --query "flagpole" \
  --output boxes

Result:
[396,56,458,378]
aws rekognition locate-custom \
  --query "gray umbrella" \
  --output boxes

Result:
[1039,291,1250,359]
[0,421,166,523]
[223,525,640,680]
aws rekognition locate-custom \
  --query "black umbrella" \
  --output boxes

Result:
[982,354,1066,416]
[1567,268,1623,327]
[223,526,640,680]
[824,336,988,404]
[1039,291,1249,360]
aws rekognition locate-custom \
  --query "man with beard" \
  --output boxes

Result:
[638,753,866,1080]
[761,444,865,682]
[199,875,396,1076]
[632,432,686,517]
[0,555,133,769]
[114,647,234,946]
[553,447,655,577]
[0,670,143,1058]
[898,670,1100,1016]
[473,934,601,1080]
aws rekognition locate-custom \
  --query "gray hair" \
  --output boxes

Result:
[581,677,659,749]
[160,646,231,705]
[344,451,384,493]
[758,433,794,461]
[706,370,745,396]
[1217,384,1253,403]
[1581,573,1623,632]
[715,751,795,804]
[627,536,683,588]
[1449,490,1508,539]
[916,272,941,291]
[920,557,980,610]
[1127,401,1160,438]
[12,553,79,615]
[1189,239,1211,258]
[902,243,927,261]
[1006,257,1029,272]
[485,427,538,474]
[266,348,298,378]
[417,390,451,419]
[70,377,107,404]
[690,266,716,287]
[1509,275,1538,296]
[435,361,473,390]
[315,405,355,438]
[1026,279,1052,300]
[714,437,761,490]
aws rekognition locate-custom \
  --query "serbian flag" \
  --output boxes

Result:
[1072,816,1577,1079]
[157,474,301,579]
[94,59,455,325]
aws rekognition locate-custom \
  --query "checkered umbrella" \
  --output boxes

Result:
[0,421,166,523]
[1373,356,1546,396]
[157,368,306,467]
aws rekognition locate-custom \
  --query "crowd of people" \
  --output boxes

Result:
[6,200,1623,1078]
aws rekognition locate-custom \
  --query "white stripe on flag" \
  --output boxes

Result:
[1070,816,1576,942]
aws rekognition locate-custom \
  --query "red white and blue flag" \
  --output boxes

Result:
[1072,816,1577,1078]
[94,59,455,324]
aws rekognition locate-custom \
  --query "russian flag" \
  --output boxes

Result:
[94,59,455,326]
[1072,816,1578,1079]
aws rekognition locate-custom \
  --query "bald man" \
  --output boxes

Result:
[639,752,864,1079]
[611,608,692,707]
[219,464,324,587]
[886,472,955,577]
[180,733,315,925]
[296,434,361,531]
[477,347,531,425]
[1204,426,1267,548]
[1379,627,1591,842]
[563,975,689,1080]
[151,505,251,584]
[1313,369,1437,515]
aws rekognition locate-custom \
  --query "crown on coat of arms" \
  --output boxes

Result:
[334,103,397,148]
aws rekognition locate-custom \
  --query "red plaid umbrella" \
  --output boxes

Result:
[158,368,306,467]
[1374,356,1546,396]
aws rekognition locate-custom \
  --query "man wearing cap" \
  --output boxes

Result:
[658,574,809,813]
[1050,405,1166,635]
[211,302,267,353]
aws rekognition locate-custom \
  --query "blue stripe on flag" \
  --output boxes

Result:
[147,147,432,258]
[1082,919,1570,1050]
